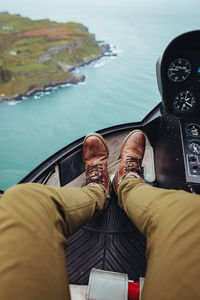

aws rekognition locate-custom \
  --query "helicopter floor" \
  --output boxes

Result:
[66,192,146,284]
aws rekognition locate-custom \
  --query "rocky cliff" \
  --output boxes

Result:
[0,12,107,101]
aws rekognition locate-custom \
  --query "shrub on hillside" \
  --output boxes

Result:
[0,67,12,82]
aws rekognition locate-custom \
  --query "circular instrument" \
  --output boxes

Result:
[188,140,200,155]
[168,58,191,82]
[186,124,200,137]
[173,90,196,112]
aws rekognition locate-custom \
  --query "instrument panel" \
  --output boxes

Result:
[181,120,200,183]
[164,51,200,184]
[164,52,200,116]
[157,31,200,186]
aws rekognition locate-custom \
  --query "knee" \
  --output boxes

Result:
[3,183,32,198]
[1,183,57,225]
[2,183,62,221]
[1,183,43,208]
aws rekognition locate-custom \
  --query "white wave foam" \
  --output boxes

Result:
[44,86,58,92]
[113,48,122,54]
[93,61,106,68]
[60,83,73,88]
[7,100,21,106]
[34,91,45,99]
[110,56,117,60]
[78,81,86,85]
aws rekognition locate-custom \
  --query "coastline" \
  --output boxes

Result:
[0,43,115,103]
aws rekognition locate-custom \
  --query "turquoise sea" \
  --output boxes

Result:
[0,0,200,190]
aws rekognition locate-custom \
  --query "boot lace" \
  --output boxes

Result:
[86,164,105,186]
[124,155,143,176]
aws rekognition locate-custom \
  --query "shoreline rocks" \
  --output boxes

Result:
[0,43,115,103]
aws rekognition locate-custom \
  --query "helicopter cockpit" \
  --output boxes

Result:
[2,31,200,288]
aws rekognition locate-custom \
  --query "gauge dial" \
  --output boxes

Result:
[186,124,200,137]
[188,140,200,155]
[168,58,192,82]
[173,90,196,112]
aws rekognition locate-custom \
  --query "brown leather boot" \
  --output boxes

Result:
[113,130,146,193]
[83,133,111,197]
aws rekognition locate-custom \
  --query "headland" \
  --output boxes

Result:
[0,12,113,102]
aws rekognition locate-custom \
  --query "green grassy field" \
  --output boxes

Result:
[0,12,104,100]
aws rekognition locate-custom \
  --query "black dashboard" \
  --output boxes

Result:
[164,52,200,116]
[156,31,200,187]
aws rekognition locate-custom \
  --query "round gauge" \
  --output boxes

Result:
[188,140,200,155]
[186,124,200,137]
[173,90,196,112]
[168,58,192,82]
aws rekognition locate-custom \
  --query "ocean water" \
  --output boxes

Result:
[0,0,200,190]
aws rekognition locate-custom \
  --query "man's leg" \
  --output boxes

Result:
[118,178,200,300]
[114,130,200,300]
[0,183,105,300]
[0,133,110,300]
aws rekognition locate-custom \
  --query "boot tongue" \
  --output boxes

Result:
[86,164,104,185]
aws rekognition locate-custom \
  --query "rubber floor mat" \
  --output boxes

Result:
[66,193,146,284]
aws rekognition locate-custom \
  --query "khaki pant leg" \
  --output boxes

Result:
[118,178,200,300]
[0,183,106,300]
